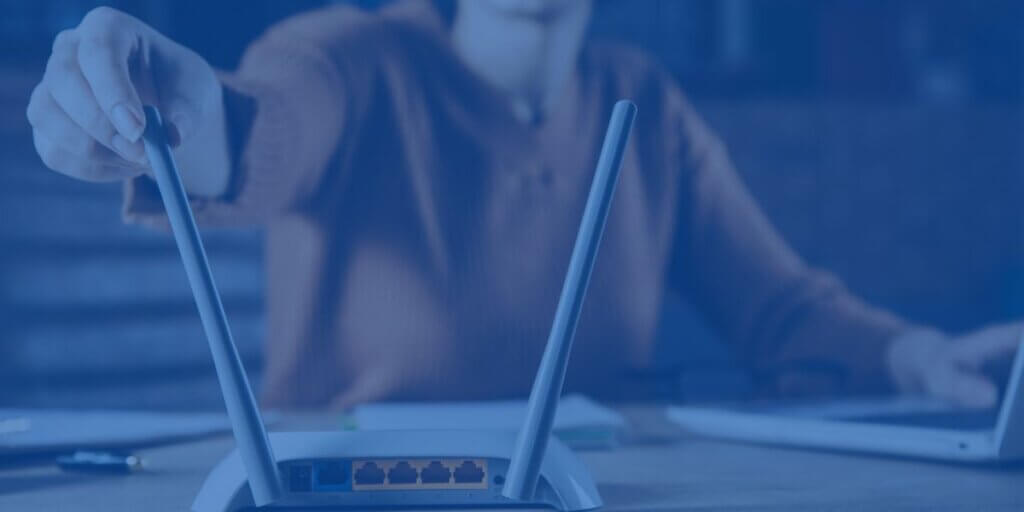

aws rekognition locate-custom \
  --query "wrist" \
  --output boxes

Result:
[175,80,232,199]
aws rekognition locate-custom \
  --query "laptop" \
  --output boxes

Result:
[667,338,1024,462]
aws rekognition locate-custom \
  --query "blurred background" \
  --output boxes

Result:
[1,0,1023,409]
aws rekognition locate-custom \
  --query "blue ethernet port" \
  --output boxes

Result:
[313,460,350,492]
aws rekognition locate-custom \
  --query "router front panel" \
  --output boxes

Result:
[282,457,503,501]
[222,458,562,510]
[192,431,600,512]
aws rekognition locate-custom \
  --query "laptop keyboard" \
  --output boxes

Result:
[840,409,1000,430]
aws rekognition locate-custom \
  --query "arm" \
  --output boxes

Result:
[124,6,382,227]
[25,4,381,227]
[670,97,1022,405]
[668,98,912,397]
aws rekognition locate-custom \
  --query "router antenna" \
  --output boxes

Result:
[142,107,283,505]
[503,100,636,501]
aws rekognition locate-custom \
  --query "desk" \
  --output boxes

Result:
[1,407,1022,511]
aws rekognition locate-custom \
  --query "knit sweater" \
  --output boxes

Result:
[125,0,909,408]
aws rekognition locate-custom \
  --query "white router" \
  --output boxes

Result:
[139,100,637,511]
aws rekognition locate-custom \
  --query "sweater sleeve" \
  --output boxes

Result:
[123,5,380,227]
[669,96,915,397]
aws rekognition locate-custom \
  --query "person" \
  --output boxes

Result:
[26,0,1020,409]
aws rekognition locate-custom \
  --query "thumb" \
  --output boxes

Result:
[131,28,213,148]
[926,367,999,409]
[134,81,204,148]
[137,62,200,149]
[152,60,217,148]
[156,103,194,148]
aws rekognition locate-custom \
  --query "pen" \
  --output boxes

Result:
[56,451,145,474]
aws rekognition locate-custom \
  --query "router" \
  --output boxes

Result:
[139,100,637,511]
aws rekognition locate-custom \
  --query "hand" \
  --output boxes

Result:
[887,323,1022,408]
[26,7,230,196]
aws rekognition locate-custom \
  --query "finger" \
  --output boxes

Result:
[33,129,139,182]
[28,83,145,165]
[949,323,1023,368]
[925,367,999,409]
[45,29,145,162]
[28,84,104,157]
[76,7,146,141]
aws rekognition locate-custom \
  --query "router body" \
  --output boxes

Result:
[192,430,601,511]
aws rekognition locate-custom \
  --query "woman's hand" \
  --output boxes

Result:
[26,6,230,196]
[888,323,1021,408]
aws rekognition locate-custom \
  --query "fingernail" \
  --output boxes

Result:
[111,103,144,142]
[112,134,147,164]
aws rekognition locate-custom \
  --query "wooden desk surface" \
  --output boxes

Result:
[1,407,1022,511]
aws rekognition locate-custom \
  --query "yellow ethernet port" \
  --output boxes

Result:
[387,461,418,484]
[351,459,488,491]
[419,461,451,484]
[352,461,385,486]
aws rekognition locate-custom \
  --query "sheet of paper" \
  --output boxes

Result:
[352,394,625,449]
[0,409,230,456]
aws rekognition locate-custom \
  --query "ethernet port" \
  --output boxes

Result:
[419,461,451,484]
[288,465,312,492]
[353,461,386,486]
[453,460,485,484]
[314,461,348,489]
[387,461,418,485]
